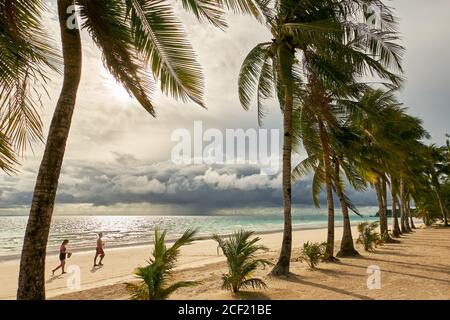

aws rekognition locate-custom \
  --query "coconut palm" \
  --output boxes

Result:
[425,144,450,226]
[1,0,60,173]
[292,117,366,257]
[292,1,403,259]
[13,0,262,299]
[238,0,403,273]
[126,228,198,300]
[213,230,272,294]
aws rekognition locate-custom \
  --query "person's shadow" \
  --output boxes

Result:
[90,264,104,273]
[46,274,64,284]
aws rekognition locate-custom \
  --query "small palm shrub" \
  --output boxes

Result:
[213,230,272,294]
[127,228,198,300]
[356,222,381,252]
[298,241,327,269]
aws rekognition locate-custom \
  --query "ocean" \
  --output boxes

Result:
[0,207,379,259]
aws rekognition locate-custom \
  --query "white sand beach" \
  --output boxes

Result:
[1,224,449,300]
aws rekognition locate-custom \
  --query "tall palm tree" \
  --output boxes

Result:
[293,119,366,257]
[239,0,404,270]
[295,1,403,258]
[13,0,261,299]
[425,145,449,226]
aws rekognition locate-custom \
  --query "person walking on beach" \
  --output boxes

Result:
[52,240,70,276]
[94,232,105,267]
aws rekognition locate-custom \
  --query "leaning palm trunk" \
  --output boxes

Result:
[434,188,449,226]
[335,161,358,257]
[404,197,411,232]
[407,200,416,229]
[390,176,401,237]
[374,179,388,237]
[318,120,336,260]
[270,47,294,276]
[399,178,409,233]
[17,0,82,300]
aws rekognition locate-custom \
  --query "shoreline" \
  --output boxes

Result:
[2,221,442,301]
[53,225,450,301]
[0,224,354,299]
[0,218,379,262]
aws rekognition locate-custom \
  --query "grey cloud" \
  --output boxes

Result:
[0,155,377,213]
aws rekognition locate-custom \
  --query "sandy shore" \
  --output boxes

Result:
[1,224,449,300]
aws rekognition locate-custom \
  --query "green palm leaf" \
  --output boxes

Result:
[125,0,205,107]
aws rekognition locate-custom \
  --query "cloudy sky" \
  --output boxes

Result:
[0,0,449,215]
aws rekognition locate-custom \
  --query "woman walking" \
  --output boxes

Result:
[52,240,70,276]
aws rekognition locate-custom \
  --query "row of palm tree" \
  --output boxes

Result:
[1,0,449,299]
[239,0,448,274]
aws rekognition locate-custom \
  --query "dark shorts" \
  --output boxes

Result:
[59,253,66,261]
[96,248,105,255]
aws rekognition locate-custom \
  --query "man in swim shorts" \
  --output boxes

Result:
[93,232,105,267]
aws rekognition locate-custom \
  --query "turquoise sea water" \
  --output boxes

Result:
[0,208,379,258]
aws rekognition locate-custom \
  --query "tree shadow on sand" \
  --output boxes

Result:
[233,291,271,300]
[338,261,450,284]
[282,273,374,300]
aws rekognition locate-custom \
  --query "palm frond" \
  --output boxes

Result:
[125,0,205,106]
[238,42,271,111]
[79,0,156,115]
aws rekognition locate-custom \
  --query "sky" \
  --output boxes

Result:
[0,0,449,216]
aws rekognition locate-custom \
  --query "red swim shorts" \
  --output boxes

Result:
[96,247,105,255]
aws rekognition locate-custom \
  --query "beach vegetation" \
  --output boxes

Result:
[213,230,272,294]
[356,222,381,252]
[298,241,327,269]
[127,228,198,300]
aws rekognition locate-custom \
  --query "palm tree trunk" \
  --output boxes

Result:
[270,46,293,276]
[317,120,336,260]
[404,196,412,232]
[407,200,416,229]
[375,179,388,237]
[390,176,401,237]
[17,0,82,300]
[381,176,393,241]
[335,160,359,257]
[434,188,449,226]
[399,178,409,233]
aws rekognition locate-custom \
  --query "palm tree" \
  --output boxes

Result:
[213,230,272,294]
[127,228,198,300]
[240,0,403,268]
[389,175,401,237]
[14,0,260,299]
[1,0,59,173]
[426,145,449,226]
[292,118,365,257]
[296,2,404,258]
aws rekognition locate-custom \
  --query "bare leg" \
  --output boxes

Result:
[61,260,66,274]
[94,254,99,267]
[99,254,105,265]
[52,264,62,276]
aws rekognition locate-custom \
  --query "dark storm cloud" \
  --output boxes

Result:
[0,156,377,212]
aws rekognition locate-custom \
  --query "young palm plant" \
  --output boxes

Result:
[127,228,198,300]
[356,221,381,252]
[213,230,272,294]
[298,241,327,269]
